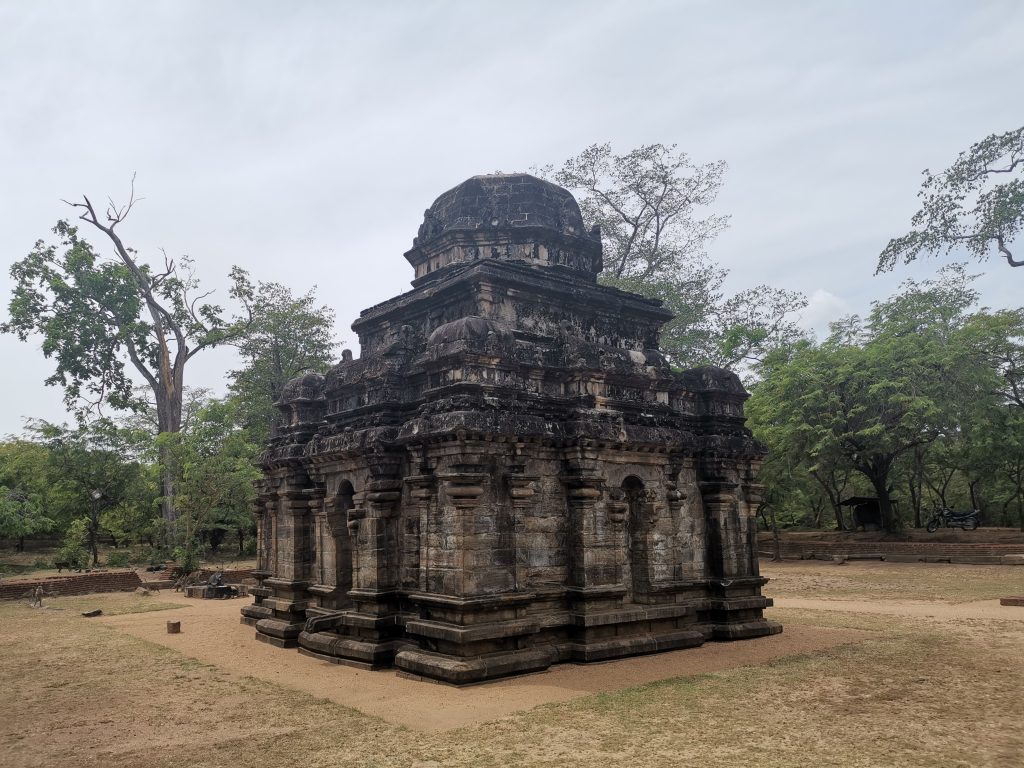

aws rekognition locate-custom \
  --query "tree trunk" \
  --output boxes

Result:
[160,457,176,536]
[968,478,983,523]
[765,503,781,561]
[155,384,183,543]
[873,481,896,532]
[88,512,99,566]
[811,470,847,531]
[811,499,823,528]
[863,462,897,532]
[909,445,925,528]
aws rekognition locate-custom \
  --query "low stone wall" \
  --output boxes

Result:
[198,568,257,583]
[141,567,258,590]
[0,570,144,600]
[760,538,1024,564]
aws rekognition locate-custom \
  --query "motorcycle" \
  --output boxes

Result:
[925,506,980,532]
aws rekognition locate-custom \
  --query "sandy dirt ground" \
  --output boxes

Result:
[772,596,1022,621]
[97,594,871,731]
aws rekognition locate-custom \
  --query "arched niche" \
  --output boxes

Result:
[313,479,356,608]
[621,476,648,602]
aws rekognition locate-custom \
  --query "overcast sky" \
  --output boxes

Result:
[1,0,1021,436]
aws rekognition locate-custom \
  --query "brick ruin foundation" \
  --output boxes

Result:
[241,172,781,684]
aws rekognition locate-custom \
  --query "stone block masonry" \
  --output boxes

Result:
[243,173,780,684]
[0,570,143,600]
[761,537,1024,564]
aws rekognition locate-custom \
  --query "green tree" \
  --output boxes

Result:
[228,282,335,442]
[55,517,91,571]
[542,143,807,373]
[957,307,1024,526]
[543,143,729,283]
[158,397,259,570]
[2,184,255,530]
[749,268,983,531]
[0,489,53,551]
[0,440,59,548]
[878,125,1024,271]
[29,419,154,566]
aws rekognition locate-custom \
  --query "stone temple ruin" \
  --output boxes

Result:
[241,172,781,684]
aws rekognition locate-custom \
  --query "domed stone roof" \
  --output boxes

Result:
[278,370,326,404]
[413,173,592,247]
[427,316,514,347]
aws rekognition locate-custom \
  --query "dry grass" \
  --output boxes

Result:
[763,560,1024,603]
[48,592,187,616]
[2,563,1023,768]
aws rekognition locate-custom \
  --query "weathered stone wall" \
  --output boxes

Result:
[0,570,143,599]
[760,536,1024,563]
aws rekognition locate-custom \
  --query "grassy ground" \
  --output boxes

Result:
[763,560,1024,603]
[2,564,1022,767]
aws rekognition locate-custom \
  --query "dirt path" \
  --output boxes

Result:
[98,596,870,731]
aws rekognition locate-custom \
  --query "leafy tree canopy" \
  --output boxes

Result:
[228,282,335,441]
[2,186,256,528]
[878,125,1024,271]
[541,143,808,375]
[749,266,983,531]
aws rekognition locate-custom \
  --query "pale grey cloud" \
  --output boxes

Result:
[1,0,1022,434]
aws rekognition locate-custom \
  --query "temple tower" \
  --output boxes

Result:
[242,173,780,684]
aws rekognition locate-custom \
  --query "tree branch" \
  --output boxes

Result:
[996,234,1023,267]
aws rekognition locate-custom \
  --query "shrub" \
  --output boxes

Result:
[56,518,90,570]
[106,551,131,568]
[172,540,205,574]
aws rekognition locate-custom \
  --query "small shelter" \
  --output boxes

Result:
[839,497,885,531]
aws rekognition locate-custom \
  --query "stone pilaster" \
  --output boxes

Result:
[505,469,539,592]
[308,488,352,611]
[562,449,625,616]
[253,486,314,647]
[299,470,410,670]
[699,456,780,641]
[403,474,435,591]
[240,491,275,628]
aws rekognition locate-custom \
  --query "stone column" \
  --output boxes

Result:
[305,473,409,670]
[699,454,780,641]
[562,449,622,614]
[699,461,743,581]
[404,474,435,591]
[349,479,402,600]
[397,459,551,685]
[241,490,276,628]
[254,486,315,647]
[741,460,765,578]
[308,488,350,611]
[437,466,515,596]
[505,470,539,592]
